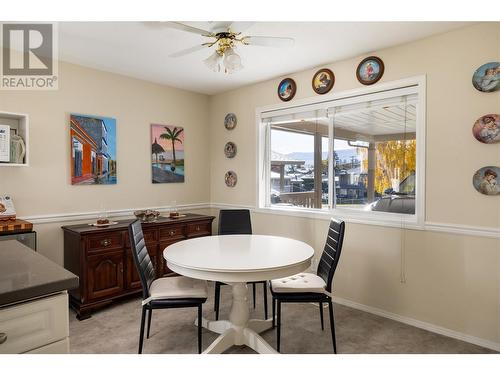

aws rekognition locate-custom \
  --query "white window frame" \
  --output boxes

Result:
[256,75,426,229]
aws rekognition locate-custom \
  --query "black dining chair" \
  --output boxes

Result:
[270,218,345,353]
[128,220,208,354]
[214,209,268,321]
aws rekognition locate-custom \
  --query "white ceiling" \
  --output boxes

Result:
[59,22,469,95]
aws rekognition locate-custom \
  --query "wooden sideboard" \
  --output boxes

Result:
[62,213,215,320]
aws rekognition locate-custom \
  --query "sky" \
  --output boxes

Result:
[151,124,185,151]
[101,117,116,159]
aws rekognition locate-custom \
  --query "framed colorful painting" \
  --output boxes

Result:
[70,114,117,185]
[151,124,185,183]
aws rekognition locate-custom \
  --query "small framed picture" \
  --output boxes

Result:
[472,114,500,144]
[224,142,237,158]
[224,113,237,130]
[225,170,237,187]
[472,62,500,93]
[312,68,335,95]
[277,78,296,102]
[356,56,384,85]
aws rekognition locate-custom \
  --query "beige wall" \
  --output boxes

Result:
[208,23,500,346]
[0,62,211,262]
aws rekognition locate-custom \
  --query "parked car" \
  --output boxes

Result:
[368,173,416,214]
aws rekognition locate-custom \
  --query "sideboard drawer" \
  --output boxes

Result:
[187,221,211,237]
[0,293,68,354]
[159,225,185,241]
[87,232,124,254]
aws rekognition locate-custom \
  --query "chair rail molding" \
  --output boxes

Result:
[19,203,212,224]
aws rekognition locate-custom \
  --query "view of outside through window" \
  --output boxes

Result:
[269,96,417,214]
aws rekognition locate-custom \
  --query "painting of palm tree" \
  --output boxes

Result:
[151,124,185,183]
[160,126,184,171]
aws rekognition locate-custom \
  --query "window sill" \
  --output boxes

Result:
[253,205,424,230]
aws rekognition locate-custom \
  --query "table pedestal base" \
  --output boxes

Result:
[196,282,277,354]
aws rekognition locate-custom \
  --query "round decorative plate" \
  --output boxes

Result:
[472,166,500,196]
[312,68,335,94]
[277,78,296,102]
[224,142,237,158]
[472,114,500,144]
[225,170,237,187]
[224,113,237,130]
[472,62,500,93]
[356,56,384,85]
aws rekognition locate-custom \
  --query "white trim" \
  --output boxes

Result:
[16,202,499,239]
[19,202,211,224]
[425,221,500,239]
[332,295,500,352]
[210,203,500,239]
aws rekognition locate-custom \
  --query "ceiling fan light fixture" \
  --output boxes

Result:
[223,47,243,74]
[204,51,223,72]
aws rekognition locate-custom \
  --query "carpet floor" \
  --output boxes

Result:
[69,283,495,354]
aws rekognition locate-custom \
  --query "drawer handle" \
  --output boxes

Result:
[0,333,7,345]
[196,226,200,231]
[101,239,112,247]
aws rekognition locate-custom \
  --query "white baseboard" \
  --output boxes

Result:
[332,295,500,352]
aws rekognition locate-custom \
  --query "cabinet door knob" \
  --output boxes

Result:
[0,333,7,345]
[196,226,200,231]
[169,230,175,236]
[101,239,111,247]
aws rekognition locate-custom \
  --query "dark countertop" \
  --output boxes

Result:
[0,240,79,307]
[61,213,215,234]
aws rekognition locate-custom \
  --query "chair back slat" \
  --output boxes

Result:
[218,209,252,235]
[316,218,345,293]
[128,220,156,300]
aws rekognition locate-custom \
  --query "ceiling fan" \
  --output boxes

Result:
[165,22,295,74]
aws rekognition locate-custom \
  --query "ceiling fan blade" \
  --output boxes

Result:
[169,44,207,58]
[165,22,212,36]
[244,36,295,48]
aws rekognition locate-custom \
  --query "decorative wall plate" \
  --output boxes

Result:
[312,68,335,94]
[224,113,237,130]
[473,166,500,196]
[225,170,237,187]
[277,78,296,101]
[472,62,500,93]
[356,56,384,85]
[472,114,500,144]
[224,142,237,158]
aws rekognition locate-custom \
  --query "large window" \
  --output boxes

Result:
[260,83,423,222]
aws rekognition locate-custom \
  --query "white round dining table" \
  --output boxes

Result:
[164,234,314,354]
